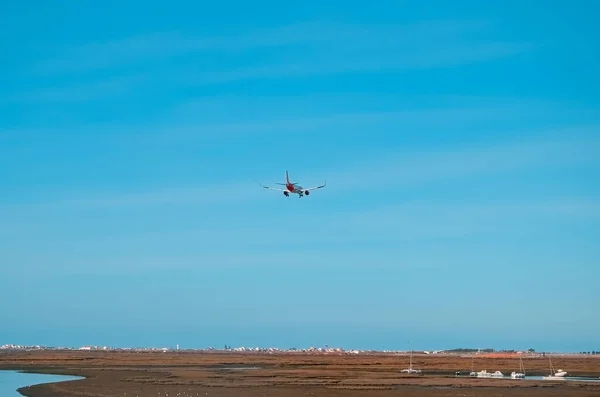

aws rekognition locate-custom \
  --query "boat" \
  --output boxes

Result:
[473,369,505,378]
[510,355,526,379]
[475,369,493,378]
[469,356,478,377]
[542,355,567,380]
[400,348,422,374]
[490,370,504,378]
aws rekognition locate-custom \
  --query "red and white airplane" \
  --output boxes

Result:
[260,171,326,198]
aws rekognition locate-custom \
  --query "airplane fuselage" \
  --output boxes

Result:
[261,170,325,198]
[284,183,308,197]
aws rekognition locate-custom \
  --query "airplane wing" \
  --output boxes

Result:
[304,181,327,191]
[260,183,287,192]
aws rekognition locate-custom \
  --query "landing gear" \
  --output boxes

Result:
[283,191,289,197]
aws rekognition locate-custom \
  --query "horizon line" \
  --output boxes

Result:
[2,344,597,354]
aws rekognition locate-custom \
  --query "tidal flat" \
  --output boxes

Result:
[2,350,600,397]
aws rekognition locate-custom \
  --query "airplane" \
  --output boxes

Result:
[260,171,326,198]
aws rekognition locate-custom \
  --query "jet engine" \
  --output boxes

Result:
[283,191,289,196]
[304,190,310,196]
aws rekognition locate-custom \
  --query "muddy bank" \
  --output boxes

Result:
[2,350,599,397]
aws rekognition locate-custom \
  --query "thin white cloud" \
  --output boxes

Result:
[17,20,533,103]
[7,250,440,276]
[35,20,501,73]
[318,129,600,192]
[2,96,596,145]
[163,93,557,119]
[8,73,151,103]
[6,126,596,210]
[170,41,531,87]
[147,100,592,142]
[14,41,528,103]
[56,182,251,208]
[151,107,513,139]
[332,199,600,229]
[35,22,332,72]
[109,199,598,253]
[4,196,598,276]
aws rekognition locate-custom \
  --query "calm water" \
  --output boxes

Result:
[458,374,600,382]
[0,370,83,397]
[525,376,600,382]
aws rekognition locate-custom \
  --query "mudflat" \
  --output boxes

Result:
[2,350,600,397]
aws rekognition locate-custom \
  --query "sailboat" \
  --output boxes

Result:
[400,348,422,374]
[469,355,478,377]
[542,355,567,380]
[510,355,526,379]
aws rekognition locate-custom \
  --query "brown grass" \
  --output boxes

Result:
[2,350,600,397]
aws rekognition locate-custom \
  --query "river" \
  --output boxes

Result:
[0,370,83,397]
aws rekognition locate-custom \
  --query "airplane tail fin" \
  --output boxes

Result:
[286,170,290,184]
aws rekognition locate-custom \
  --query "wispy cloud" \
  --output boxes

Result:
[2,95,597,147]
[7,249,440,276]
[35,20,502,73]
[7,126,596,210]
[8,73,150,103]
[197,42,532,84]
[149,99,591,140]
[100,198,600,246]
[4,196,599,276]
[150,107,514,140]
[19,19,533,102]
[318,127,600,191]
[35,22,331,73]
[57,182,251,208]
[164,41,530,87]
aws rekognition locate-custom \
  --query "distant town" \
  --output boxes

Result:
[1,344,598,356]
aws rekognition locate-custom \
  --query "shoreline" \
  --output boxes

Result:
[0,368,87,397]
[2,351,600,397]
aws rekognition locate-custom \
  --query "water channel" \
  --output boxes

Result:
[0,370,83,397]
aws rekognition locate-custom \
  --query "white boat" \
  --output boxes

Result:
[474,369,504,378]
[476,369,493,378]
[542,355,567,380]
[490,370,504,378]
[511,355,526,379]
[400,348,422,374]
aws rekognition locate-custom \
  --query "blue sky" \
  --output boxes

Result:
[1,1,599,352]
